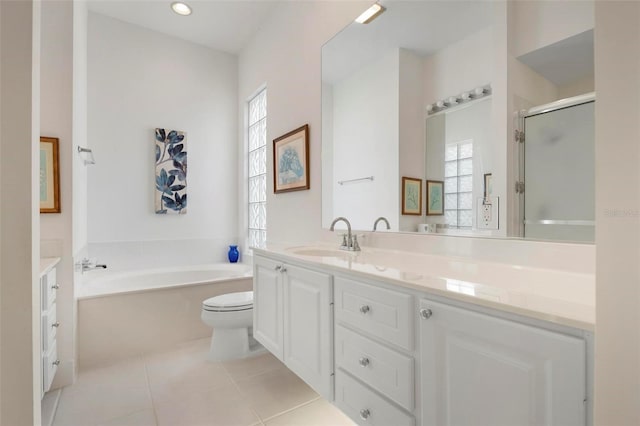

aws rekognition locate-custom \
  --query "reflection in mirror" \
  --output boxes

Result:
[321,0,595,243]
[425,96,493,232]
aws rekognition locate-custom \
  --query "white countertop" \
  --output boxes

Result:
[254,244,595,331]
[40,257,61,277]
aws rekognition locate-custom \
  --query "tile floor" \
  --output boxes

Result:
[52,338,356,426]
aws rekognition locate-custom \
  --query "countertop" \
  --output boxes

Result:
[254,244,595,332]
[40,257,61,277]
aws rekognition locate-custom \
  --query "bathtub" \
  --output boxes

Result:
[77,263,253,368]
[77,263,253,299]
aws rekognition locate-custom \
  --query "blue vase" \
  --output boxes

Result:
[228,245,239,263]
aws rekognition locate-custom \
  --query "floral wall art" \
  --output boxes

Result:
[155,128,187,214]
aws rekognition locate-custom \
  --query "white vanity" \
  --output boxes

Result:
[253,245,594,426]
[40,257,61,397]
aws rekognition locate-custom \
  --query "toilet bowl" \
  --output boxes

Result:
[201,291,264,361]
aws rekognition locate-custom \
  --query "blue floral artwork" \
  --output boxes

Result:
[155,128,187,214]
[273,124,309,193]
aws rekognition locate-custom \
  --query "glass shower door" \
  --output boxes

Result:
[523,100,595,242]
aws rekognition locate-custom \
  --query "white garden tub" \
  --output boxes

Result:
[77,263,253,368]
[77,263,252,299]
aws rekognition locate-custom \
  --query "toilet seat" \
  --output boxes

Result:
[203,291,253,312]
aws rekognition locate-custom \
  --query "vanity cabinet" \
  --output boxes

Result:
[253,250,592,426]
[40,260,61,397]
[253,254,334,400]
[419,299,587,426]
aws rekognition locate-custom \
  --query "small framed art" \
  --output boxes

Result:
[273,124,310,193]
[402,177,422,215]
[40,137,61,213]
[426,180,444,216]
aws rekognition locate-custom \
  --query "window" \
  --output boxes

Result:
[444,140,473,229]
[248,89,267,248]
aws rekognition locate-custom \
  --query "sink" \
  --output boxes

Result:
[289,248,356,258]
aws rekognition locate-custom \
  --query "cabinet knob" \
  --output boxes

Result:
[359,409,371,420]
[275,265,282,271]
[280,267,287,273]
[419,308,433,319]
[52,322,60,328]
[52,360,60,366]
[359,305,370,314]
[358,357,370,367]
[51,284,60,290]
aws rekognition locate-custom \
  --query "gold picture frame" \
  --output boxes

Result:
[273,124,310,193]
[426,180,444,216]
[402,177,422,215]
[40,137,60,214]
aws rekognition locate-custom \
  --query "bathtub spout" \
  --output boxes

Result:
[77,258,108,273]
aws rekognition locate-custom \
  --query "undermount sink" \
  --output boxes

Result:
[289,248,356,258]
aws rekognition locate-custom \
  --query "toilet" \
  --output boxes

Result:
[201,291,264,361]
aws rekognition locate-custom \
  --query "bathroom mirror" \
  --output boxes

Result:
[321,0,595,242]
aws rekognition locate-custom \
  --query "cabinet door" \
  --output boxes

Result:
[253,255,284,360]
[283,264,334,400]
[420,299,586,426]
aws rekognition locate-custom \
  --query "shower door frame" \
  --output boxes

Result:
[515,92,596,239]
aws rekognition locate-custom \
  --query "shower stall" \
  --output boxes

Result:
[517,93,595,242]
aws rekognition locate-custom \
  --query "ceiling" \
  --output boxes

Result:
[87,0,285,54]
[322,0,494,84]
[517,29,594,87]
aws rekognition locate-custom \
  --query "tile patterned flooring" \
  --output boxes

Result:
[52,338,355,426]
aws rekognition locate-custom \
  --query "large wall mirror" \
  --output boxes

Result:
[321,0,595,243]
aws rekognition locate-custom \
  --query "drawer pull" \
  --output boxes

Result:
[420,308,433,319]
[275,265,282,271]
[359,305,370,314]
[358,357,370,367]
[280,267,287,273]
[359,409,371,420]
[52,360,60,366]
[52,322,60,328]
[51,284,60,290]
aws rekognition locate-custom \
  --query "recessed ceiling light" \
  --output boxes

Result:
[355,3,386,24]
[171,2,192,16]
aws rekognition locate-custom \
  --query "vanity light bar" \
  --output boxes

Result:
[427,84,492,115]
[355,3,386,24]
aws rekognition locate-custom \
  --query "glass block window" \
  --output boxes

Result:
[444,140,473,229]
[248,89,267,248]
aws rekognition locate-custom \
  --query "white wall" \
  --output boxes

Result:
[0,0,41,424]
[594,2,640,424]
[512,0,594,58]
[40,0,76,390]
[87,13,238,262]
[331,49,399,231]
[72,0,88,255]
[399,49,425,232]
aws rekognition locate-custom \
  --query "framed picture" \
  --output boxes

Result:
[273,124,310,193]
[40,137,60,213]
[402,177,422,215]
[484,173,493,198]
[426,180,444,216]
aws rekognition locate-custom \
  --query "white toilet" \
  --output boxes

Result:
[201,291,264,361]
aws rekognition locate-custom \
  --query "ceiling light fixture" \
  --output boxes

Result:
[171,2,192,16]
[355,3,386,24]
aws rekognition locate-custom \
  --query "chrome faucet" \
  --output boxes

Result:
[373,217,390,231]
[329,217,360,251]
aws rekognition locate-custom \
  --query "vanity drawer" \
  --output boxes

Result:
[335,276,414,350]
[335,325,414,411]
[42,304,58,352]
[43,341,58,394]
[335,369,414,426]
[41,268,58,310]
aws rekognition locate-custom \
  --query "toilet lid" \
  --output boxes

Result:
[203,291,253,311]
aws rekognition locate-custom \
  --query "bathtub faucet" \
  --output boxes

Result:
[77,258,108,273]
